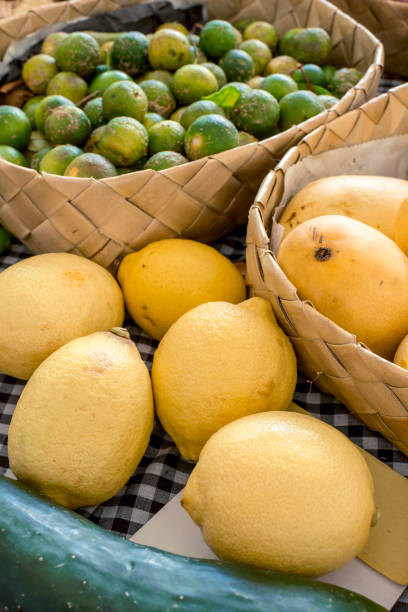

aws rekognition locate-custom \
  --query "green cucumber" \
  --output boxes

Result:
[0,475,386,612]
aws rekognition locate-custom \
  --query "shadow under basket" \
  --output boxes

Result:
[0,0,383,272]
[246,83,408,456]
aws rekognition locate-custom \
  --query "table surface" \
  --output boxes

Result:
[0,73,407,610]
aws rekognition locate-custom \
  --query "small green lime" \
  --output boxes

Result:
[26,129,49,153]
[98,116,148,166]
[143,113,164,130]
[169,106,188,123]
[111,32,149,76]
[148,29,191,71]
[46,71,88,103]
[199,20,237,59]
[173,64,218,105]
[139,80,176,118]
[219,49,255,83]
[144,150,187,171]
[201,62,227,88]
[0,145,28,166]
[30,145,52,170]
[22,54,58,95]
[57,32,100,77]
[238,131,258,145]
[293,64,326,87]
[243,21,278,51]
[0,105,31,150]
[278,28,304,58]
[44,106,91,146]
[39,144,83,175]
[330,68,363,98]
[264,55,300,76]
[41,32,68,59]
[89,70,134,95]
[138,70,174,91]
[239,39,272,74]
[102,80,148,122]
[233,19,256,34]
[322,64,337,85]
[184,114,239,160]
[34,94,75,133]
[247,76,264,89]
[23,96,44,128]
[64,152,117,178]
[261,74,298,100]
[231,89,280,138]
[279,27,332,65]
[84,97,105,128]
[84,126,106,153]
[279,90,325,130]
[148,120,185,155]
[180,100,225,130]
[189,44,207,64]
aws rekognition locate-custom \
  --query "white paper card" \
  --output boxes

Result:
[131,490,406,611]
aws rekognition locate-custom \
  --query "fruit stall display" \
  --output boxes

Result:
[0,1,407,611]
[246,82,408,458]
[0,0,382,270]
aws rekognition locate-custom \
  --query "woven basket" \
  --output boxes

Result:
[0,0,52,19]
[246,83,408,456]
[0,0,383,272]
[329,0,408,78]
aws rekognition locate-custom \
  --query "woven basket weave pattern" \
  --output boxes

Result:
[246,83,408,456]
[329,0,408,78]
[0,0,383,271]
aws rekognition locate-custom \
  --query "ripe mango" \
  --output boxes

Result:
[279,175,408,241]
[277,214,408,359]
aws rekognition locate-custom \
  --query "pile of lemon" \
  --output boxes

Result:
[0,235,375,579]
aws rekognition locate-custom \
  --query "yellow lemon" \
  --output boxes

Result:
[8,328,154,509]
[0,252,124,380]
[182,411,375,577]
[151,297,297,461]
[117,239,246,340]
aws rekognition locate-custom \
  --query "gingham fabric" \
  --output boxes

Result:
[0,74,407,610]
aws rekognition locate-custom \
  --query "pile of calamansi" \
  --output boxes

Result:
[0,19,362,178]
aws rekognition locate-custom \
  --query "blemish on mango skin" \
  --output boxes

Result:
[63,270,85,287]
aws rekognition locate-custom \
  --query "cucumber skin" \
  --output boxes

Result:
[0,476,385,612]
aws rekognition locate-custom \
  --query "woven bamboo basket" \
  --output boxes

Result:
[0,0,383,272]
[329,0,408,78]
[246,83,408,457]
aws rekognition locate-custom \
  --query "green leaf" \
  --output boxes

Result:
[297,82,333,96]
[203,85,242,110]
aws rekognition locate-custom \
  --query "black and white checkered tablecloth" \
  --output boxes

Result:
[0,74,407,610]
